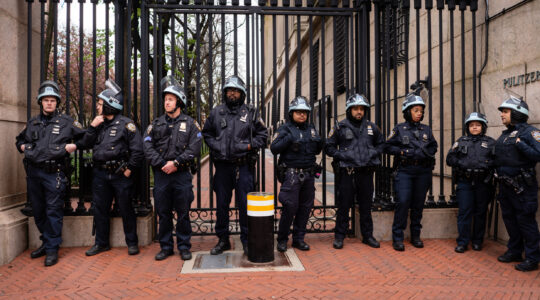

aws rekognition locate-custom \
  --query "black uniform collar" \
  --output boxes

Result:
[104,114,119,125]
[40,111,57,122]
[290,120,308,130]
[165,113,183,124]
[406,121,421,128]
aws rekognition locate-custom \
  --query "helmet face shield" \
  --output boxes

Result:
[346,94,370,111]
[402,94,425,112]
[289,96,311,112]
[160,75,187,107]
[498,96,529,116]
[37,81,61,104]
[223,75,247,95]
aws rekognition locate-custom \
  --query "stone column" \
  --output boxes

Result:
[0,0,40,265]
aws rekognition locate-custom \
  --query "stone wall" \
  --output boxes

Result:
[0,1,41,265]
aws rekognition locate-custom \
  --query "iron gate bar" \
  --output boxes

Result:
[449,0,456,201]
[320,15,328,230]
[285,15,290,117]
[195,13,202,209]
[437,0,445,204]
[40,1,45,83]
[54,1,58,82]
[65,1,71,115]
[140,0,151,215]
[295,15,301,96]
[126,0,133,118]
[426,0,435,206]
[471,0,477,111]
[271,13,278,217]
[460,1,466,136]
[246,14,250,103]
[234,14,238,75]
[207,13,214,211]
[105,1,110,80]
[92,1,97,118]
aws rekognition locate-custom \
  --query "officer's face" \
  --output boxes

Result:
[41,96,57,115]
[164,93,179,113]
[350,106,365,120]
[500,108,511,126]
[226,88,242,102]
[410,105,424,122]
[292,110,308,123]
[96,99,104,115]
[468,121,483,135]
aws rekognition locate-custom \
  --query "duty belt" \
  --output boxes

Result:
[340,166,375,175]
[399,158,433,167]
[94,160,127,174]
[26,158,70,173]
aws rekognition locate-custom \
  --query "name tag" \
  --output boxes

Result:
[109,129,117,137]
[481,141,488,148]
[509,130,518,138]
[367,125,373,136]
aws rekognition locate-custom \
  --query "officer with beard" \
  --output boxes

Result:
[202,75,268,255]
[271,96,322,252]
[83,80,143,257]
[494,96,540,272]
[326,94,384,250]
[16,80,89,266]
[143,76,202,261]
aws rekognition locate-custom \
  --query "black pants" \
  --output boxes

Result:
[92,169,138,247]
[335,169,374,240]
[499,181,540,263]
[153,169,193,251]
[27,165,68,254]
[277,171,315,243]
[455,180,492,247]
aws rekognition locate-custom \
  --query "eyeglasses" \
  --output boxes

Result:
[226,88,241,94]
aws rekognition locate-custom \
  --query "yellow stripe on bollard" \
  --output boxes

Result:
[247,192,274,217]
[247,204,274,212]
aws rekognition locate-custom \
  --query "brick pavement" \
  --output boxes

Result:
[1,236,539,299]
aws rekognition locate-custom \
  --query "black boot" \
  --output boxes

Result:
[210,239,231,255]
[30,244,46,259]
[44,252,58,267]
[85,244,111,256]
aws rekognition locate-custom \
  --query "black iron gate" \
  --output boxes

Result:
[23,0,486,237]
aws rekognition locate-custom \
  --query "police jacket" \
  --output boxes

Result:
[83,115,144,170]
[446,134,496,171]
[326,118,385,168]
[15,112,87,164]
[494,122,540,176]
[143,112,202,168]
[270,121,322,168]
[202,103,268,161]
[384,121,438,163]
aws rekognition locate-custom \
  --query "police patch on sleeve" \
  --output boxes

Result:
[531,130,540,142]
[258,117,266,127]
[126,122,136,133]
[194,120,202,131]
[146,124,153,135]
[73,120,83,129]
[387,129,396,140]
[272,132,279,142]
[452,142,459,150]
[327,126,335,139]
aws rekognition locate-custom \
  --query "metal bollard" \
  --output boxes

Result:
[247,192,274,263]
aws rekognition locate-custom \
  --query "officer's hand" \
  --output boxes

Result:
[247,144,252,151]
[123,169,132,178]
[516,138,521,143]
[20,144,25,152]
[65,143,77,154]
[90,115,105,127]
[161,161,178,174]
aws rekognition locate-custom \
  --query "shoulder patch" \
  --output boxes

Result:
[387,129,396,140]
[146,124,153,135]
[327,126,335,139]
[531,130,540,142]
[126,122,136,133]
[258,117,266,127]
[452,142,459,150]
[73,120,83,129]
[272,132,279,143]
[194,120,202,131]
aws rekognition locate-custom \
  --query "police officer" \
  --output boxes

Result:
[202,75,268,255]
[326,94,384,250]
[83,81,143,257]
[271,96,322,252]
[446,112,495,253]
[143,76,202,261]
[16,81,88,266]
[384,94,438,251]
[494,96,540,272]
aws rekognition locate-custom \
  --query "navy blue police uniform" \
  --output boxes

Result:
[495,123,540,268]
[143,113,202,255]
[446,128,495,251]
[326,118,384,246]
[271,120,322,250]
[385,120,438,248]
[16,112,87,259]
[202,103,268,248]
[85,115,143,251]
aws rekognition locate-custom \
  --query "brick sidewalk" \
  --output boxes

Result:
[1,235,539,299]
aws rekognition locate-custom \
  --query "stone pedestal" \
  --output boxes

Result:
[355,208,459,241]
[28,215,154,249]
[0,207,28,264]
